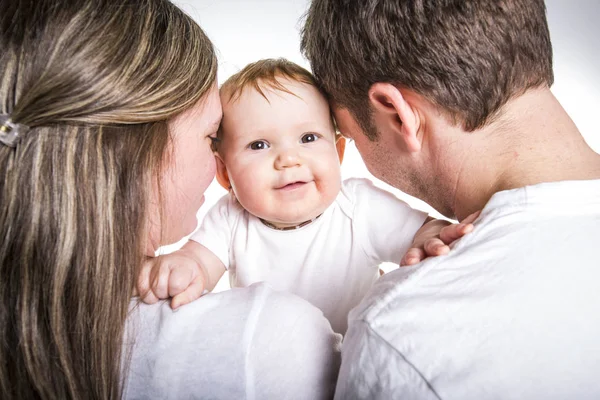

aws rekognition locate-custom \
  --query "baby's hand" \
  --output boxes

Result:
[137,250,208,309]
[400,211,480,266]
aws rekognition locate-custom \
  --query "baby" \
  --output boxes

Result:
[138,59,475,334]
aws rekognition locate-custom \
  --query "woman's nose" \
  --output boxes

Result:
[274,149,301,169]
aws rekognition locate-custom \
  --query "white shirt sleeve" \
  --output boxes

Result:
[335,320,439,400]
[190,193,240,269]
[345,178,428,264]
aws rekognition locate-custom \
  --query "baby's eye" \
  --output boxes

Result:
[301,133,319,143]
[249,140,269,150]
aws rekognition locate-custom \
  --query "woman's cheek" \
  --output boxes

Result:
[199,152,217,194]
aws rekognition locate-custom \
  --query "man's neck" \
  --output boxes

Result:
[445,87,600,221]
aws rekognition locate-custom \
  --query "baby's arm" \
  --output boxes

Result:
[137,240,226,309]
[400,211,480,266]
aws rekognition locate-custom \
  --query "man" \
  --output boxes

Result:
[301,1,600,399]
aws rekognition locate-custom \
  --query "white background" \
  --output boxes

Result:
[168,0,600,289]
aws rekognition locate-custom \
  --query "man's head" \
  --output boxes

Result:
[301,0,554,214]
[216,59,345,228]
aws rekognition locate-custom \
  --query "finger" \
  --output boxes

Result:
[137,260,159,304]
[168,266,195,297]
[137,263,151,297]
[141,288,160,304]
[171,277,206,309]
[424,238,449,257]
[401,247,425,266]
[141,264,162,304]
[461,210,481,225]
[150,262,171,300]
[439,222,474,244]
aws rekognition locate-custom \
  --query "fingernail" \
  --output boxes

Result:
[435,245,448,254]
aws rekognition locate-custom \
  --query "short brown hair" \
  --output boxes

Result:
[216,58,337,149]
[221,58,321,104]
[301,0,554,138]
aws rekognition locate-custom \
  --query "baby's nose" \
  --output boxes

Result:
[274,149,301,169]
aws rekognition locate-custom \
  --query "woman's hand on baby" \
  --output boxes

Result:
[400,210,481,266]
[137,251,208,309]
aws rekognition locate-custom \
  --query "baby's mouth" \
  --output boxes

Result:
[277,181,308,190]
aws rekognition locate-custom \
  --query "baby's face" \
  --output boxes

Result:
[218,79,342,228]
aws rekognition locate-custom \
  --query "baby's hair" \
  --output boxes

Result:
[215,58,338,152]
[220,58,325,104]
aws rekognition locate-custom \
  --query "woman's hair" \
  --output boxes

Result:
[301,0,553,139]
[0,0,216,398]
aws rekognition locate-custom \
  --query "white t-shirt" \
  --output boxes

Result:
[192,178,427,334]
[335,179,600,399]
[123,283,341,400]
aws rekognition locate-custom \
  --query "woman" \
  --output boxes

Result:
[0,1,340,398]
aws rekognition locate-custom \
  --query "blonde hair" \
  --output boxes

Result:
[0,1,216,398]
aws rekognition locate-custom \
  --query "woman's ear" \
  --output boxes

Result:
[215,154,231,190]
[368,83,421,153]
[335,134,346,164]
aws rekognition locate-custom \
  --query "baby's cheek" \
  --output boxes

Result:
[323,179,342,205]
[317,158,342,187]
[236,183,266,216]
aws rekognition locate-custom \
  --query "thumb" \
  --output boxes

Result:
[171,276,207,309]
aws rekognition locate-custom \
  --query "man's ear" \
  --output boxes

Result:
[368,83,421,152]
[335,134,346,164]
[215,154,231,190]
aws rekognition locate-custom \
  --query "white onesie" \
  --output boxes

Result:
[191,178,427,333]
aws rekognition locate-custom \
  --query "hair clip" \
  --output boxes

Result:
[0,114,28,148]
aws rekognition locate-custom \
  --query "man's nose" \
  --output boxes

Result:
[274,148,301,169]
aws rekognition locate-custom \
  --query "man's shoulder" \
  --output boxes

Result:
[347,265,420,323]
[342,184,600,398]
[347,211,509,326]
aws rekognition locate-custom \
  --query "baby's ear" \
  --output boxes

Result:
[215,154,231,190]
[335,134,346,165]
